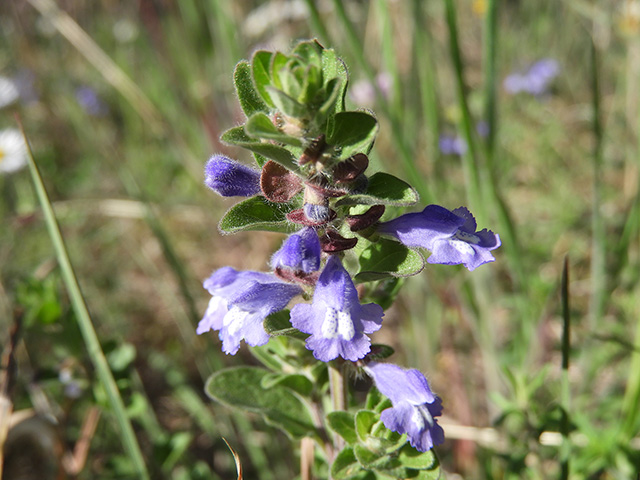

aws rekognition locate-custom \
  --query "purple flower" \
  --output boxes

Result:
[271,227,321,273]
[504,58,559,96]
[290,256,384,361]
[366,362,444,452]
[75,86,108,116]
[378,205,500,271]
[197,267,302,354]
[438,135,467,156]
[205,155,261,197]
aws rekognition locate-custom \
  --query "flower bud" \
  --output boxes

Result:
[205,155,261,197]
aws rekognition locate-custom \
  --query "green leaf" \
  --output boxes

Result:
[218,196,297,234]
[300,64,322,104]
[245,113,303,147]
[336,172,419,207]
[321,49,348,113]
[234,61,269,117]
[356,238,425,282]
[316,77,343,127]
[327,411,359,444]
[327,111,378,157]
[221,126,298,171]
[412,467,442,480]
[266,86,308,118]
[270,51,290,90]
[293,40,323,69]
[261,373,314,396]
[205,367,317,438]
[397,444,439,470]
[264,310,307,339]
[331,447,363,480]
[251,50,274,106]
[355,410,379,443]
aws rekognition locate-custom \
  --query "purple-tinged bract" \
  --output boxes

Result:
[290,256,384,361]
[378,205,500,271]
[197,267,302,354]
[271,227,321,273]
[366,362,444,452]
[205,155,261,197]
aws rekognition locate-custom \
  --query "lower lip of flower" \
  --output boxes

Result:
[321,307,355,340]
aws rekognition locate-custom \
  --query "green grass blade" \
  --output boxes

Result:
[589,37,606,328]
[302,0,331,45]
[560,256,571,479]
[20,124,150,479]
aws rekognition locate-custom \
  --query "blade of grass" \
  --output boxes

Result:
[19,121,150,480]
[589,36,606,328]
[302,0,331,46]
[27,0,162,133]
[412,0,440,188]
[560,256,571,480]
[482,0,499,161]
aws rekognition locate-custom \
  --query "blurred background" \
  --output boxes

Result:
[1,0,639,478]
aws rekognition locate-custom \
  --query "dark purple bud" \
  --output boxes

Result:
[346,205,386,231]
[271,227,321,273]
[320,229,358,252]
[333,153,369,183]
[260,160,302,203]
[205,155,261,197]
[304,203,332,222]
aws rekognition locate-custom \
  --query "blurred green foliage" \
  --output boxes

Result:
[1,0,639,478]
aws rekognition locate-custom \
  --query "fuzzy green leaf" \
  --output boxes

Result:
[355,410,379,443]
[331,447,363,480]
[397,444,439,470]
[270,51,290,90]
[234,61,269,117]
[266,86,308,118]
[321,49,348,113]
[336,172,419,207]
[327,411,359,444]
[264,310,307,339]
[245,113,303,147]
[355,238,425,282]
[221,126,298,171]
[218,196,297,234]
[205,367,317,438]
[260,373,313,396]
[327,111,378,157]
[251,50,274,106]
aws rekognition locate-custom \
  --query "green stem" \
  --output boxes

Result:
[328,363,346,450]
[20,123,150,479]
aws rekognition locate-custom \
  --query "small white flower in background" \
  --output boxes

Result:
[0,128,28,174]
[0,76,20,109]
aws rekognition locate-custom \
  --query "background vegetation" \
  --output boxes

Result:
[1,0,639,478]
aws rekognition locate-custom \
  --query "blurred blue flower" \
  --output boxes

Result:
[378,205,500,271]
[290,256,384,361]
[271,227,321,273]
[438,135,467,156]
[475,120,490,138]
[504,58,559,95]
[75,86,108,116]
[197,267,302,354]
[205,155,261,197]
[366,362,444,452]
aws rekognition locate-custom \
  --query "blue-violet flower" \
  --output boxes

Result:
[366,362,444,452]
[205,154,261,197]
[197,267,302,354]
[378,205,500,271]
[290,256,384,361]
[271,227,321,273]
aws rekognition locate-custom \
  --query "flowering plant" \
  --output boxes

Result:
[199,40,499,479]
